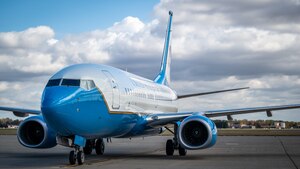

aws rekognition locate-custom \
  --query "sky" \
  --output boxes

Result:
[0,0,300,121]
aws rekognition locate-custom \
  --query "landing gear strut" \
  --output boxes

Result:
[165,123,187,156]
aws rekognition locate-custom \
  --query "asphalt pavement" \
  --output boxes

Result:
[0,135,299,169]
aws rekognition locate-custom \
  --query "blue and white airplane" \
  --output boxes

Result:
[1,11,300,165]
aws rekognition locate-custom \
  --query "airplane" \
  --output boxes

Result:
[1,11,300,165]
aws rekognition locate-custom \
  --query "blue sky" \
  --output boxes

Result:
[0,0,159,37]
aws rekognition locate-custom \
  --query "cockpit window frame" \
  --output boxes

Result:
[46,78,96,90]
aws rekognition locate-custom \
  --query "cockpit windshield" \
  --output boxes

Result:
[46,79,96,90]
[61,79,80,86]
[46,79,61,87]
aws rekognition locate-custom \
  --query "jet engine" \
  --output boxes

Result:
[17,116,57,148]
[178,115,217,150]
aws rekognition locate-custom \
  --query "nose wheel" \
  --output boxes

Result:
[69,146,85,165]
[69,150,76,165]
[68,138,105,165]
[77,150,85,165]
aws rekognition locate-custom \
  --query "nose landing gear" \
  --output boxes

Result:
[68,138,105,165]
[69,146,85,165]
[57,135,105,165]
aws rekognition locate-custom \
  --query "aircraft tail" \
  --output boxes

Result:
[154,11,173,86]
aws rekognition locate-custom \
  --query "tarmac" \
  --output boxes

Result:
[0,135,299,169]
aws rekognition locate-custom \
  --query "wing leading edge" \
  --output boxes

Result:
[0,106,41,117]
[146,104,300,127]
[177,87,249,99]
[204,104,300,120]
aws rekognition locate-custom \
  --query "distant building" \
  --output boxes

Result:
[241,124,252,129]
[228,121,240,129]
[8,125,18,129]
[274,121,286,129]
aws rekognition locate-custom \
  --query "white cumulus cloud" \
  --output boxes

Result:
[0,0,300,121]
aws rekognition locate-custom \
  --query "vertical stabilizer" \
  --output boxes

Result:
[154,10,173,86]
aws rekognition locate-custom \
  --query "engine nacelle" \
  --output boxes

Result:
[178,115,217,150]
[17,116,57,148]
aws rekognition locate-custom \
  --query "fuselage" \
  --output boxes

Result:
[41,63,178,138]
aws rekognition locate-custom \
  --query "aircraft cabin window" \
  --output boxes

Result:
[61,79,80,87]
[46,79,61,87]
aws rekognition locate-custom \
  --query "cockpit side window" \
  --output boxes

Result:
[80,80,96,90]
[46,79,61,87]
[61,79,80,87]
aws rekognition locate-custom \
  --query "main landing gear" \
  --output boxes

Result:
[165,123,187,156]
[69,137,105,165]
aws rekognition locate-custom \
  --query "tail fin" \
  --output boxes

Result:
[154,10,173,86]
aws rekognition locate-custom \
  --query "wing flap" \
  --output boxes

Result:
[0,106,41,117]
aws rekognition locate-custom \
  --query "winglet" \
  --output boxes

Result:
[154,10,173,86]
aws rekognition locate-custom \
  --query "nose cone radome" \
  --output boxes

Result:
[41,87,80,136]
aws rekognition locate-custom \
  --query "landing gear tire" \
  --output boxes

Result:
[69,150,76,165]
[178,145,187,156]
[166,139,174,156]
[95,139,105,155]
[77,151,85,165]
[83,140,93,155]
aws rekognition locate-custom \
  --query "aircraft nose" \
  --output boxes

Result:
[42,87,75,108]
[41,87,80,135]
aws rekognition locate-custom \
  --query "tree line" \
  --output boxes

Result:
[0,118,23,128]
[213,119,300,129]
[1,118,300,129]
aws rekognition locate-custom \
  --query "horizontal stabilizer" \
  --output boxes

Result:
[177,87,249,99]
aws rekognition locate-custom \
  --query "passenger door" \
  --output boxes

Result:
[102,70,120,109]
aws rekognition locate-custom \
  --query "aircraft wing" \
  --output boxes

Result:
[0,106,41,117]
[177,87,249,99]
[204,104,300,120]
[146,112,197,127]
[146,104,300,127]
